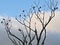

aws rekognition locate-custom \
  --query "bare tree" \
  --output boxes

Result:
[1,0,58,45]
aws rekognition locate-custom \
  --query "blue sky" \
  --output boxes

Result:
[0,0,60,17]
[0,0,34,17]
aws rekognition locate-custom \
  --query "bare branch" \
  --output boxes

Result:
[16,18,35,32]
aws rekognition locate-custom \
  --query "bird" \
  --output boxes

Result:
[3,18,5,20]
[22,10,25,12]
[1,21,3,23]
[19,14,21,17]
[54,7,58,10]
[18,29,21,31]
[32,6,35,9]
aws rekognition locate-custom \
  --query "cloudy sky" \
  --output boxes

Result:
[0,0,60,45]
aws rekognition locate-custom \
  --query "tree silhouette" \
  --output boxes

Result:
[1,0,58,45]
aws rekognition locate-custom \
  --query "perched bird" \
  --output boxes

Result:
[52,7,58,11]
[24,15,26,17]
[3,18,5,20]
[33,6,35,9]
[1,21,3,23]
[38,6,41,12]
[54,7,58,10]
[9,20,11,22]
[19,14,21,17]
[6,23,8,25]
[22,10,25,12]
[18,29,21,31]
